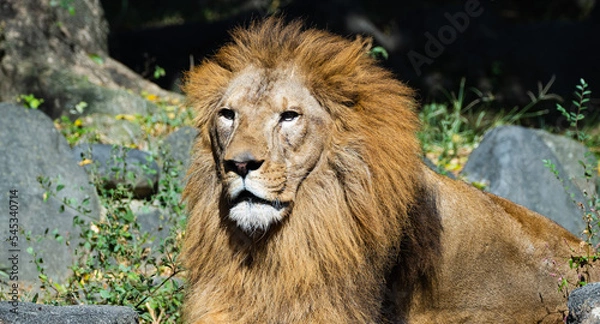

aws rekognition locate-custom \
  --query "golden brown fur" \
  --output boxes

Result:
[182,17,594,323]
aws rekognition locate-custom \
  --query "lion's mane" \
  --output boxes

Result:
[182,17,442,323]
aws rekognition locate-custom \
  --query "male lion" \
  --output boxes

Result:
[182,17,594,323]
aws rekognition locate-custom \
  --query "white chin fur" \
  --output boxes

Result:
[229,201,284,233]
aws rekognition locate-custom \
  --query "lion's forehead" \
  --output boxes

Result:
[222,67,270,104]
[221,66,315,114]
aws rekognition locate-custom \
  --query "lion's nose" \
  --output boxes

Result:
[224,155,264,178]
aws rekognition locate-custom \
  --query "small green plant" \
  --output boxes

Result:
[70,101,88,115]
[546,78,599,291]
[557,78,592,143]
[17,94,44,109]
[368,46,389,60]
[50,0,76,16]
[153,65,166,80]
[88,54,104,65]
[54,116,97,146]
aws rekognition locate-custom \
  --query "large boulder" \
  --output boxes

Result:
[0,0,181,119]
[460,125,595,236]
[0,302,138,324]
[0,103,101,285]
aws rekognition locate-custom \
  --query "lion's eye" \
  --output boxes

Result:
[219,108,235,121]
[280,111,300,122]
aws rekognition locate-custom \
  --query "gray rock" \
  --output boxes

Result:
[72,144,160,199]
[161,126,198,168]
[534,129,598,198]
[460,125,589,236]
[159,126,198,189]
[0,103,100,284]
[81,114,144,146]
[0,302,138,324]
[130,200,170,245]
[567,282,600,324]
[37,69,158,118]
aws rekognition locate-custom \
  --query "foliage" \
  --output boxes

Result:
[89,54,104,65]
[419,78,482,173]
[4,93,194,323]
[55,116,98,146]
[543,79,599,291]
[52,100,95,146]
[17,94,45,109]
[368,46,388,60]
[31,147,187,323]
[557,78,592,143]
[53,92,193,148]
[50,0,76,16]
[117,94,193,140]
[418,76,566,176]
[154,65,166,80]
[419,78,505,174]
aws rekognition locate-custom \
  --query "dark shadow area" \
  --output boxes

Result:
[103,0,600,129]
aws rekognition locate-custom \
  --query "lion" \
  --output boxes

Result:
[181,17,595,323]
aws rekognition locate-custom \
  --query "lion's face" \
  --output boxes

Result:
[211,66,332,234]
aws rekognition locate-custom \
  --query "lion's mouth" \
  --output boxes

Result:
[232,190,289,210]
[228,190,291,233]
